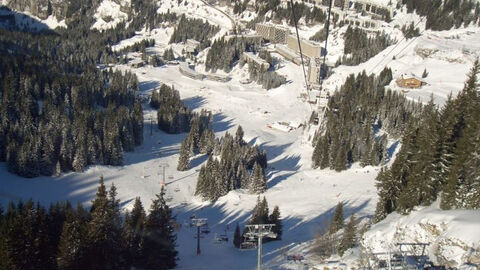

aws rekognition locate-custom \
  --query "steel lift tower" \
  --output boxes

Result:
[244,224,277,270]
[191,218,208,255]
[158,163,169,187]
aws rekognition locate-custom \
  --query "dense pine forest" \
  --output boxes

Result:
[0,28,144,177]
[0,2,201,178]
[240,51,287,89]
[338,26,392,66]
[205,36,263,72]
[374,61,480,221]
[0,178,177,270]
[401,0,480,30]
[182,124,268,201]
[312,68,422,171]
[169,14,220,49]
[150,84,198,134]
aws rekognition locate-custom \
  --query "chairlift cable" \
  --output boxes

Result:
[368,1,448,75]
[367,17,424,74]
[289,0,313,111]
[319,0,334,88]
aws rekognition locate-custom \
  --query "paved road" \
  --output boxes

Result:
[200,0,236,30]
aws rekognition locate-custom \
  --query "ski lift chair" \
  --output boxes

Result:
[201,227,210,234]
[213,233,228,243]
[239,241,257,250]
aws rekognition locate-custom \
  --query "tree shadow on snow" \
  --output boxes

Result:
[212,113,234,133]
[183,95,207,111]
[169,196,372,268]
[139,80,161,91]
[189,154,208,168]
[257,142,301,188]
[266,171,297,190]
[278,198,372,252]
[0,166,119,208]
[259,142,294,165]
[124,112,233,166]
[269,154,301,172]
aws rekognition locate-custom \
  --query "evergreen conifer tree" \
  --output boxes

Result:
[250,162,267,194]
[233,223,242,248]
[235,125,244,145]
[177,139,191,171]
[337,215,357,256]
[141,187,177,270]
[249,196,269,225]
[269,206,282,240]
[422,68,429,78]
[330,202,344,234]
[57,205,89,270]
[123,197,145,268]
[84,178,126,270]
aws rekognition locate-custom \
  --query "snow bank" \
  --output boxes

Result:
[363,201,480,268]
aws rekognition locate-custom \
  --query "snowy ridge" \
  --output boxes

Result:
[363,201,480,267]
[0,7,66,30]
[91,0,128,31]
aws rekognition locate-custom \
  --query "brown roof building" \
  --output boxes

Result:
[396,75,426,89]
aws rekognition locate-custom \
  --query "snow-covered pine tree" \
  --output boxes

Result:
[250,196,269,225]
[194,165,208,199]
[237,163,250,189]
[141,187,177,270]
[337,215,357,256]
[451,60,480,209]
[235,125,244,145]
[177,139,191,171]
[464,131,480,208]
[84,178,126,269]
[57,205,89,270]
[250,162,267,194]
[213,158,226,200]
[269,206,282,240]
[133,101,143,145]
[123,197,145,268]
[330,202,344,234]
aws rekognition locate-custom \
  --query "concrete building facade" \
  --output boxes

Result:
[284,0,393,19]
[275,45,303,65]
[344,0,394,18]
[255,23,290,44]
[308,64,321,85]
[242,52,271,70]
[286,34,324,59]
[343,16,381,29]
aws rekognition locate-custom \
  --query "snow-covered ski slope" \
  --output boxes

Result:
[2,0,480,268]
[0,59,380,269]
